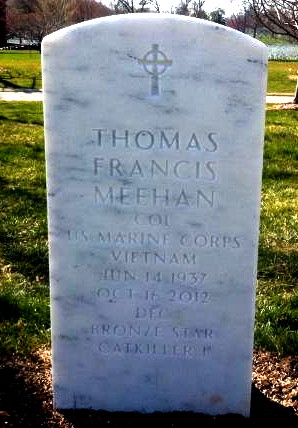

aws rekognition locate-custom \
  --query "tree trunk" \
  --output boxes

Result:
[0,0,6,47]
[293,80,298,104]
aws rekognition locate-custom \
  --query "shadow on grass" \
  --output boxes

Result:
[0,357,297,428]
[0,236,48,284]
[0,76,41,91]
[0,186,48,282]
[2,243,49,283]
[264,168,298,180]
[0,112,43,126]
[0,77,26,90]
[258,245,298,281]
[255,246,298,356]
[0,295,22,322]
[0,100,43,125]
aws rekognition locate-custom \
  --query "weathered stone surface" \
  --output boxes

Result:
[42,14,268,416]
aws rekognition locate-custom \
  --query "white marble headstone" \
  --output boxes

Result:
[42,14,268,416]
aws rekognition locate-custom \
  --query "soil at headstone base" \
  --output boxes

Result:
[267,102,298,111]
[0,348,297,427]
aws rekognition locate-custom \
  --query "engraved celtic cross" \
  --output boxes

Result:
[138,44,172,96]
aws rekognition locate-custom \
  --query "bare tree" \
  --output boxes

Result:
[209,7,226,24]
[0,0,7,46]
[34,0,74,35]
[227,4,260,36]
[7,0,74,44]
[147,0,160,12]
[113,0,161,13]
[175,0,192,15]
[6,5,28,42]
[192,0,208,18]
[8,0,37,13]
[248,0,298,41]
[113,0,148,13]
[247,0,298,102]
[114,0,134,13]
[6,0,38,43]
[71,0,112,23]
[228,12,248,32]
[7,0,112,47]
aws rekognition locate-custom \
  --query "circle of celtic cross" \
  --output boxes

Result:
[140,45,172,76]
[138,44,173,96]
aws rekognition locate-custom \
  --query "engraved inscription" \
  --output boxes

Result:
[91,129,218,152]
[67,230,242,249]
[65,123,241,363]
[94,287,211,305]
[91,324,213,339]
[135,306,167,320]
[110,250,197,264]
[91,324,213,359]
[90,128,219,210]
[94,157,217,181]
[92,324,162,337]
[94,270,207,285]
[96,342,212,358]
[94,186,216,208]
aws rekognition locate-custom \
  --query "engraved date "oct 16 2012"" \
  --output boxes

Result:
[95,287,211,305]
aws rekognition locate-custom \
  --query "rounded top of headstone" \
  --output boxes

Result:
[42,13,267,53]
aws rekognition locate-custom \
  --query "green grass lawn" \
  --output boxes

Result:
[0,102,297,358]
[0,51,42,90]
[267,61,298,93]
[0,102,48,355]
[256,110,298,355]
[257,34,295,45]
[0,50,297,94]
